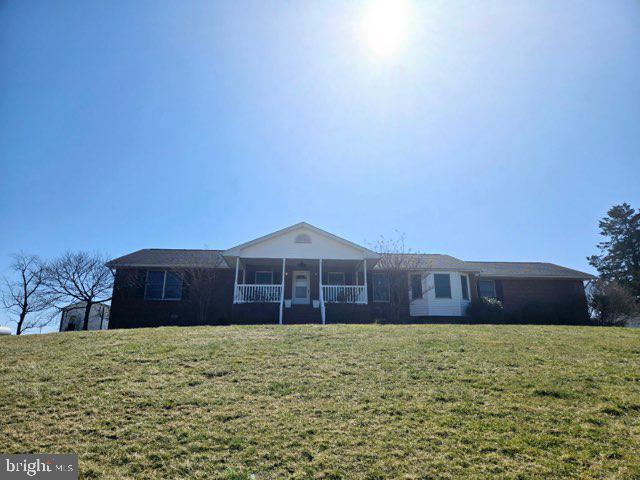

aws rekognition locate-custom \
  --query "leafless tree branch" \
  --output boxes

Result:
[44,251,114,331]
[1,252,56,334]
[367,232,433,322]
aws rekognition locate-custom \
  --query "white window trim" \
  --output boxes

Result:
[327,272,345,285]
[478,279,496,298]
[433,273,452,299]
[372,273,390,303]
[145,270,182,301]
[255,271,273,285]
[460,274,470,300]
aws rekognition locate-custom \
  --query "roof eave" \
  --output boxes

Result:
[479,274,596,280]
[105,262,230,269]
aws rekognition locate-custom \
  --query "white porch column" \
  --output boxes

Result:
[319,258,326,325]
[279,258,285,325]
[363,258,368,305]
[233,257,240,304]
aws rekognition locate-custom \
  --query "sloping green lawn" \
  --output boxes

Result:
[1,325,639,479]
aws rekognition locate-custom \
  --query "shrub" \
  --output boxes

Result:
[466,297,504,323]
[588,279,639,326]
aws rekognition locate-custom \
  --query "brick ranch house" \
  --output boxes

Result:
[106,222,595,328]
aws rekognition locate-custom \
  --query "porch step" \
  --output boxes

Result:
[283,304,322,324]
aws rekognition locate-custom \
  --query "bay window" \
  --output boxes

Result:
[434,274,452,298]
[411,274,423,300]
[460,275,470,300]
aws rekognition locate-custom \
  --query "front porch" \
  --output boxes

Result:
[231,258,369,324]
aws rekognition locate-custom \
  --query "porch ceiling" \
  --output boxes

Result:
[237,258,364,268]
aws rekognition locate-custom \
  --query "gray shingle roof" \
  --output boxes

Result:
[106,249,229,269]
[464,261,595,280]
[106,250,595,279]
[373,254,473,271]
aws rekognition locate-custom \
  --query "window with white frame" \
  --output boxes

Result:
[327,272,345,285]
[255,271,273,284]
[434,273,452,298]
[478,279,496,298]
[460,275,470,300]
[145,270,183,300]
[372,273,390,302]
[411,274,423,300]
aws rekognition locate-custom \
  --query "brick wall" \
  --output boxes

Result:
[109,267,589,328]
[109,268,235,329]
[466,277,589,324]
[499,278,587,313]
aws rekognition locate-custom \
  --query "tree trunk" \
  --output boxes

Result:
[83,301,93,331]
[16,311,26,335]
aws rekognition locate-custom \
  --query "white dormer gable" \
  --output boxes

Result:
[223,222,380,260]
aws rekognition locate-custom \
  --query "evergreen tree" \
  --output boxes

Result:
[588,203,640,299]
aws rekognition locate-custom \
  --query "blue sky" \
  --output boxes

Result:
[1,1,639,330]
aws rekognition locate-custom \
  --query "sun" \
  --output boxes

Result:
[360,0,411,58]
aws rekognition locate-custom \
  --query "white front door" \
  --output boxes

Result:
[292,271,310,305]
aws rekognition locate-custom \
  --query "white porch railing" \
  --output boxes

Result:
[235,284,282,303]
[322,285,367,304]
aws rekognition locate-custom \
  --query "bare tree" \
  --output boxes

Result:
[368,232,432,322]
[44,252,114,331]
[2,253,54,334]
[179,267,221,324]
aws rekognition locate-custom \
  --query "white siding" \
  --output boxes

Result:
[409,272,470,317]
[60,303,110,331]
[236,226,367,260]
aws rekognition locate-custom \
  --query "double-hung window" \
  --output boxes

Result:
[372,274,390,302]
[411,274,423,300]
[255,271,273,284]
[460,275,470,300]
[434,274,452,298]
[145,271,183,300]
[478,279,496,298]
[327,272,345,285]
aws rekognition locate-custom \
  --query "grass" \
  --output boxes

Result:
[1,324,639,479]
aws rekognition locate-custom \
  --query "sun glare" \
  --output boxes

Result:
[360,0,411,58]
